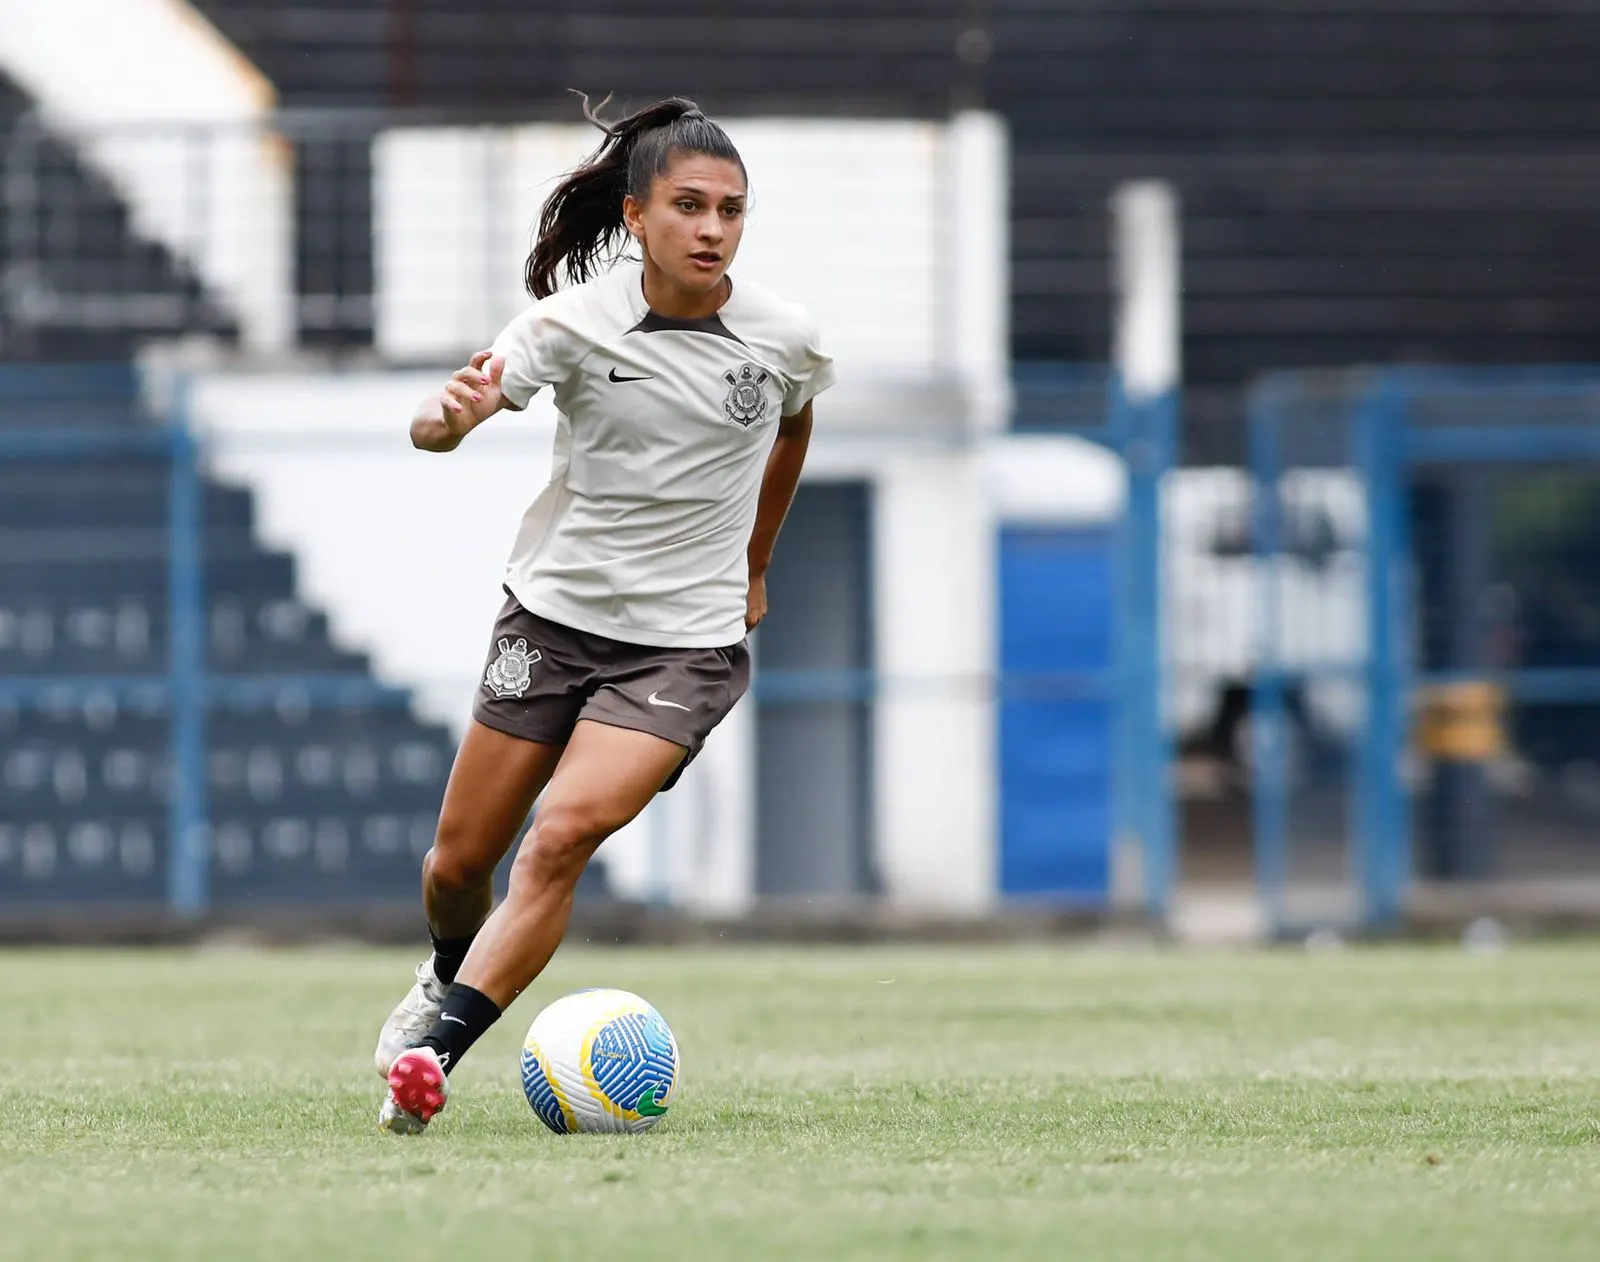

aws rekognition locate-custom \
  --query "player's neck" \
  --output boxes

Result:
[640,263,731,321]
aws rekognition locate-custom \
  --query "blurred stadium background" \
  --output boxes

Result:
[5,0,1600,943]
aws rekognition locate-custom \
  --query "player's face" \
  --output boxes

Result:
[626,154,747,297]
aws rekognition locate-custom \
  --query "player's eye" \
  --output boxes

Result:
[676,199,698,213]
[722,204,745,218]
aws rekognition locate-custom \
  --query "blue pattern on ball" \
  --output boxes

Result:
[590,1009,677,1115]
[520,1045,570,1133]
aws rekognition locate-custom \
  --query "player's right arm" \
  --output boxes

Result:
[410,350,509,452]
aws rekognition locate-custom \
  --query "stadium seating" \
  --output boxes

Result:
[0,361,465,910]
[0,73,236,363]
[0,60,622,915]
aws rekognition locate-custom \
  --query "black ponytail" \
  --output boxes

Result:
[524,94,747,300]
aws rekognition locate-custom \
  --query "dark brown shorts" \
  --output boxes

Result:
[470,590,752,791]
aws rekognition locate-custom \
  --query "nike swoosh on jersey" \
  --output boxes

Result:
[608,367,653,383]
[647,691,691,711]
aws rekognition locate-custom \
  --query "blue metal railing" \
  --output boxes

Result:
[165,414,206,914]
[1249,366,1600,933]
[1246,390,1289,925]
[1011,362,1115,437]
[1105,373,1177,918]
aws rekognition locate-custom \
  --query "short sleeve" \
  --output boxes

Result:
[489,296,580,411]
[782,311,837,416]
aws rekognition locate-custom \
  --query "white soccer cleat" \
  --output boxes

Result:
[378,1046,450,1134]
[374,956,448,1077]
[377,1090,428,1135]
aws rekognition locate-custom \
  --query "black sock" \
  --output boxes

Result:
[418,983,502,1072]
[428,931,476,986]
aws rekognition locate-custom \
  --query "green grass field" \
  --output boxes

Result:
[4,943,1597,1261]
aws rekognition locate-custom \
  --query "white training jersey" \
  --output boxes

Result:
[488,260,835,649]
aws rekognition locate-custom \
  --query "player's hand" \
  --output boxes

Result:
[441,350,507,437]
[745,572,768,631]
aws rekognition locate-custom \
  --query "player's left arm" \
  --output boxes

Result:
[744,401,814,631]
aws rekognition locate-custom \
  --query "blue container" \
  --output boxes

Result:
[998,527,1114,901]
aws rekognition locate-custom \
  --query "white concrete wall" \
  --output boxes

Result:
[947,112,1012,432]
[873,456,996,912]
[0,0,291,351]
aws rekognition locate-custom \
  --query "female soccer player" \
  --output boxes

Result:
[375,96,833,1132]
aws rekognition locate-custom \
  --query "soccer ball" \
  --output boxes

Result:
[520,988,680,1134]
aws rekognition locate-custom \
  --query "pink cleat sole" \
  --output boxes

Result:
[385,1048,449,1125]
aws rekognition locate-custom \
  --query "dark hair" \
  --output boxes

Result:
[524,95,747,300]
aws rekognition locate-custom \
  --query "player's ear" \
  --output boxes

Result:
[622,193,646,243]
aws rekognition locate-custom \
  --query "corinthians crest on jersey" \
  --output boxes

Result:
[485,636,540,699]
[722,363,771,428]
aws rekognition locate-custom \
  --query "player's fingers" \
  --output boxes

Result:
[442,382,477,412]
[468,349,492,371]
[451,366,485,391]
[486,354,505,386]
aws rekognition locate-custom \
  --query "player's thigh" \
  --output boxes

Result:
[580,638,751,793]
[433,720,566,876]
[527,719,687,853]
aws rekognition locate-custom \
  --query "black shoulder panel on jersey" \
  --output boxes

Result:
[626,310,747,345]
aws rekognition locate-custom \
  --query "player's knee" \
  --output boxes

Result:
[516,803,609,885]
[423,829,495,897]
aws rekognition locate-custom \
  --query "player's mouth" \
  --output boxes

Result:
[688,251,722,270]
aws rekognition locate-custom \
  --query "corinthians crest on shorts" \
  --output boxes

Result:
[485,636,540,699]
[722,363,770,427]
